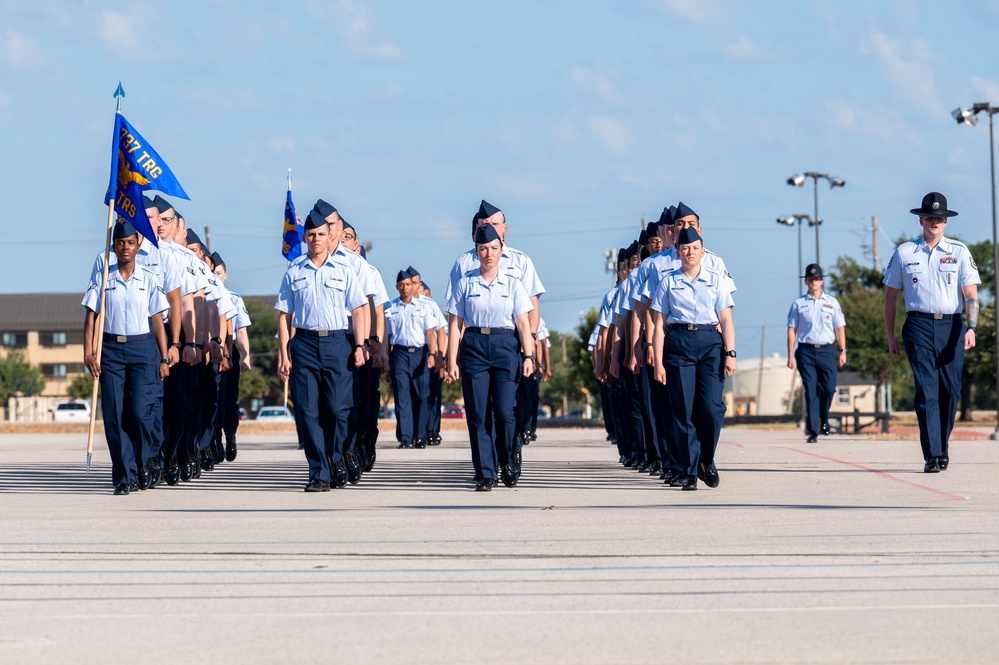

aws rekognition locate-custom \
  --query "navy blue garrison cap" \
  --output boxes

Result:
[617,247,627,263]
[211,252,225,268]
[113,219,138,240]
[478,199,501,220]
[396,270,409,283]
[645,221,657,237]
[341,217,353,231]
[638,229,647,245]
[474,224,501,245]
[312,199,338,219]
[674,201,698,221]
[407,265,420,277]
[358,246,366,259]
[625,241,638,258]
[676,227,703,246]
[303,209,328,230]
[142,195,156,210]
[186,229,202,246]
[153,195,173,214]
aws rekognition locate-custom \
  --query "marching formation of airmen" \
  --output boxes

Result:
[85,195,252,494]
[589,202,737,490]
[84,190,981,494]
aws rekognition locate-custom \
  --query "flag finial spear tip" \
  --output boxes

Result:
[113,82,125,99]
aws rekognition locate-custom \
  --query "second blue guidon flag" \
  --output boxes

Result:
[282,186,303,261]
[105,112,189,246]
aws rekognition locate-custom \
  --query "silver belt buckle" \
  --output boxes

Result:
[116,335,127,343]
[933,313,943,320]
[686,324,697,331]
[318,330,329,337]
[481,327,491,335]
[407,347,415,353]
[813,344,822,349]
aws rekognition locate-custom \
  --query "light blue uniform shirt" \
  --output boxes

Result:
[82,265,169,336]
[537,317,550,342]
[883,236,981,315]
[89,237,187,295]
[587,325,599,352]
[448,273,534,328]
[418,294,447,330]
[787,292,845,344]
[386,297,433,347]
[275,253,367,331]
[445,244,545,309]
[213,278,238,320]
[650,266,734,325]
[229,292,252,330]
[596,285,619,329]
[615,271,641,316]
[640,248,736,303]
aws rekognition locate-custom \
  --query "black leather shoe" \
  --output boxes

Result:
[364,449,376,472]
[113,483,130,495]
[201,450,215,472]
[304,478,330,492]
[149,456,163,488]
[214,440,226,465]
[397,441,412,449]
[679,475,698,491]
[475,478,494,492]
[225,439,237,462]
[331,459,348,488]
[820,423,831,435]
[137,464,151,490]
[164,457,180,486]
[180,456,193,482]
[669,473,686,487]
[345,452,362,485]
[939,455,949,470]
[924,457,941,473]
[648,459,662,476]
[414,438,427,449]
[806,434,818,443]
[501,463,518,487]
[698,462,719,488]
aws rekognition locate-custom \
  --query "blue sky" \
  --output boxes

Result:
[2,0,999,357]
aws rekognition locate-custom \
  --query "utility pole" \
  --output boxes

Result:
[204,225,212,253]
[871,215,879,271]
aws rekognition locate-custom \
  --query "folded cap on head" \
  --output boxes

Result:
[396,270,409,284]
[474,224,501,245]
[113,219,138,240]
[674,201,697,222]
[185,229,202,247]
[211,252,225,268]
[617,247,627,263]
[645,221,658,237]
[143,195,156,210]
[676,226,702,246]
[153,195,173,214]
[312,199,338,219]
[303,209,328,230]
[407,265,420,278]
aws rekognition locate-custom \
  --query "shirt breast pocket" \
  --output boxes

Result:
[903,263,924,283]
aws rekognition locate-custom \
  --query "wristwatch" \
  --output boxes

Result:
[642,342,653,349]
[725,350,737,358]
[160,358,170,365]
[967,327,977,333]
[367,335,380,344]
[170,342,183,349]
[523,355,536,362]
[354,344,365,350]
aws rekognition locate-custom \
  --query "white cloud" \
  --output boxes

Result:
[268,136,296,153]
[824,98,916,144]
[970,77,999,104]
[96,9,143,54]
[724,35,768,61]
[568,65,622,103]
[309,0,404,62]
[860,32,942,117]
[586,115,632,155]
[0,26,44,69]
[651,0,729,25]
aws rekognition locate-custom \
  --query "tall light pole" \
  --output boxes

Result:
[777,214,815,284]
[787,172,846,266]
[953,102,999,440]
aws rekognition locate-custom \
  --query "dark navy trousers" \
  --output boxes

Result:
[161,354,196,464]
[217,342,241,445]
[290,332,353,483]
[99,336,159,486]
[794,344,838,437]
[515,374,539,436]
[460,330,519,481]
[427,369,443,434]
[665,329,725,477]
[391,345,429,443]
[903,314,964,460]
[197,363,219,452]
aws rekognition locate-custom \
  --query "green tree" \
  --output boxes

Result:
[242,297,283,405]
[66,373,94,400]
[539,329,582,417]
[0,350,45,401]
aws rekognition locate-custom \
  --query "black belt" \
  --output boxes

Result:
[465,327,515,336]
[392,344,425,353]
[802,343,835,349]
[104,333,152,344]
[908,312,958,320]
[667,324,718,332]
[294,328,347,338]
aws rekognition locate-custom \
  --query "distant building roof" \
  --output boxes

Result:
[0,293,84,331]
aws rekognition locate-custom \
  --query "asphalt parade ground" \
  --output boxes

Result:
[1,426,998,665]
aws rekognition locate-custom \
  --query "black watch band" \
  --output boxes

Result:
[210,336,222,344]
[354,344,365,350]
[170,342,183,349]
[367,335,380,344]
[160,358,170,365]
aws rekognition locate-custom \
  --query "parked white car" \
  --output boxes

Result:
[254,406,295,422]
[51,400,91,423]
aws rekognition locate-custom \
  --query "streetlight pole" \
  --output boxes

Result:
[953,102,999,440]
[787,172,846,267]
[777,214,814,285]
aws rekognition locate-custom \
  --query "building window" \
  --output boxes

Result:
[42,364,68,378]
[836,387,851,406]
[2,332,27,348]
[43,332,68,346]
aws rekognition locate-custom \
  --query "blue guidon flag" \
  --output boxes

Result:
[282,185,303,261]
[105,112,189,246]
